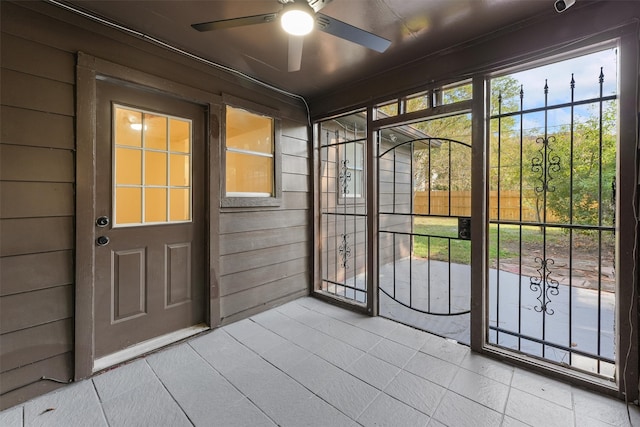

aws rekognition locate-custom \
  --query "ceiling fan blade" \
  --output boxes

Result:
[288,36,304,72]
[308,0,334,13]
[192,13,278,32]
[316,13,391,53]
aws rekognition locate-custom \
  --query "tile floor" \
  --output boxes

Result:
[1,296,639,426]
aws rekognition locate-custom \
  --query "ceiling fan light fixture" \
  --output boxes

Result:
[281,2,314,36]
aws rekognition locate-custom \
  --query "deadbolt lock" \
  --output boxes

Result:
[96,216,110,227]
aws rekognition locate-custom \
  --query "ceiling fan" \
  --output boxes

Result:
[191,0,391,72]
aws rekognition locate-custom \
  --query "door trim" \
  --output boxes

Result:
[75,52,222,379]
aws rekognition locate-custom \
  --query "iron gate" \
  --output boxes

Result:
[377,118,473,344]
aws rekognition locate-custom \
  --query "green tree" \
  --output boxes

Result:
[545,102,617,226]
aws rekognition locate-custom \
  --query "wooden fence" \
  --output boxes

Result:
[414,190,552,221]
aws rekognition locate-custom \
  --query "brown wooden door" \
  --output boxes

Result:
[94,78,206,359]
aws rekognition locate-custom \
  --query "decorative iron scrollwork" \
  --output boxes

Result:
[531,136,560,193]
[338,233,352,269]
[339,159,352,196]
[530,257,560,315]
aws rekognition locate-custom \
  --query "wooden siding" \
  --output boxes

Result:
[0,0,311,409]
[219,119,311,323]
[0,13,77,407]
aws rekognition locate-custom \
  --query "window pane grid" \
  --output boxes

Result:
[225,105,275,197]
[113,105,192,226]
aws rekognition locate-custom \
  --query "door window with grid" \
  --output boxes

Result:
[113,105,192,226]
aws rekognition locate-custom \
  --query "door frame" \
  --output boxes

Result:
[472,27,639,400]
[75,52,222,379]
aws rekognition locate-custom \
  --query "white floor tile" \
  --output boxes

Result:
[23,380,106,427]
[432,391,503,427]
[384,371,446,416]
[505,387,573,427]
[346,353,402,390]
[101,379,190,427]
[357,392,430,427]
[369,338,418,368]
[0,405,22,427]
[511,369,573,409]
[404,351,459,387]
[317,369,381,419]
[93,359,156,403]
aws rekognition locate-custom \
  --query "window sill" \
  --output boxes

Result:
[221,196,282,208]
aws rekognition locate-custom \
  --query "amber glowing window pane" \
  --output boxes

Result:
[145,188,167,222]
[116,187,142,224]
[114,105,192,226]
[226,107,273,154]
[170,189,190,221]
[226,152,273,194]
[145,151,167,186]
[115,108,142,147]
[116,148,142,185]
[170,154,190,187]
[170,119,190,153]
[145,114,167,150]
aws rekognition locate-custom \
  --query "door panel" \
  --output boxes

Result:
[95,79,205,359]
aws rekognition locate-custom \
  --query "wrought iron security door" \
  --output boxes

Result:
[487,49,618,378]
[377,114,473,344]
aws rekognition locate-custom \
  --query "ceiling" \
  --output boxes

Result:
[61,0,567,100]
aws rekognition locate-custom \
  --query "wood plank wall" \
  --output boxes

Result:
[0,1,310,409]
[0,27,77,409]
[218,125,311,324]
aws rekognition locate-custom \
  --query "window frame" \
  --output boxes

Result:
[221,95,282,208]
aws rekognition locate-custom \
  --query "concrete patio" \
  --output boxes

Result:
[1,296,638,427]
[379,258,615,376]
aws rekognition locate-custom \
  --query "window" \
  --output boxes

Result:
[338,141,365,201]
[113,105,191,226]
[222,98,281,207]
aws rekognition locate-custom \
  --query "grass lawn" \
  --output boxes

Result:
[412,217,571,264]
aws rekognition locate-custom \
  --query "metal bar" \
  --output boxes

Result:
[597,67,605,374]
[393,149,397,215]
[409,140,414,309]
[448,239,452,314]
[379,229,468,241]
[393,233,396,298]
[428,141,432,215]
[334,140,338,295]
[569,73,575,368]
[448,140,452,215]
[322,279,366,293]
[489,219,614,232]
[343,129,349,299]
[488,94,617,120]
[518,84,524,352]
[427,235,432,313]
[496,92,502,346]
[489,326,615,364]
[379,286,470,316]
[541,79,549,359]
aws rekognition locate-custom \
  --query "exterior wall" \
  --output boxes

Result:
[378,140,412,266]
[0,1,310,409]
[218,124,311,324]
